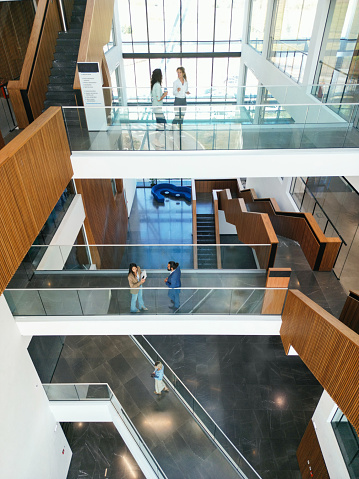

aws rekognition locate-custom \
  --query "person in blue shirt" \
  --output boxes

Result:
[165,261,181,309]
[153,361,169,395]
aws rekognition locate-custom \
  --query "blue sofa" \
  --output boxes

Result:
[151,183,191,203]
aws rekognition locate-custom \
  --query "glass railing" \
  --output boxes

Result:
[290,176,359,292]
[62,102,359,152]
[4,286,286,316]
[43,383,167,479]
[132,335,262,479]
[105,82,359,106]
[15,243,271,275]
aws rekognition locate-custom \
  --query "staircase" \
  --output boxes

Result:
[44,0,87,110]
[196,214,217,268]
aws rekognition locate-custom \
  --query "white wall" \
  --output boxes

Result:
[0,295,71,479]
[15,314,282,336]
[245,177,299,212]
[123,178,137,216]
[218,210,237,234]
[37,195,86,270]
[71,149,359,180]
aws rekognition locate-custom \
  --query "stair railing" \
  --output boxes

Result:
[7,0,67,128]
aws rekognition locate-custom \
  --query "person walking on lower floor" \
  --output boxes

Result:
[153,361,169,395]
[165,261,181,309]
[128,263,148,313]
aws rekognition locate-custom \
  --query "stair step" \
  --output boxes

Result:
[46,91,76,101]
[58,30,82,39]
[49,75,76,84]
[55,44,80,54]
[51,66,76,76]
[47,84,75,93]
[72,4,86,12]
[54,51,79,61]
[56,36,81,46]
[44,99,77,107]
[70,16,85,24]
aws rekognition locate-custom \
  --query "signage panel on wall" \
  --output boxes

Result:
[78,62,107,131]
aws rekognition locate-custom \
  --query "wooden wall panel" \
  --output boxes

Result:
[75,179,128,269]
[261,268,291,314]
[8,0,49,128]
[195,179,238,195]
[239,189,341,271]
[297,420,329,479]
[28,0,61,119]
[339,292,359,334]
[319,238,342,271]
[0,107,73,294]
[0,1,35,81]
[217,189,278,269]
[74,0,114,90]
[281,289,359,435]
[192,179,198,269]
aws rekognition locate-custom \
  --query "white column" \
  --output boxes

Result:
[302,0,331,86]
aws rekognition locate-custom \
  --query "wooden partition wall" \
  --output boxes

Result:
[73,0,114,102]
[0,0,35,82]
[7,0,64,128]
[74,178,128,269]
[281,289,359,434]
[297,420,329,479]
[217,188,278,269]
[339,290,359,334]
[191,179,198,269]
[194,179,240,196]
[238,189,341,271]
[0,107,73,294]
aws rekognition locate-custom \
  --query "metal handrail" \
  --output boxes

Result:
[131,335,262,479]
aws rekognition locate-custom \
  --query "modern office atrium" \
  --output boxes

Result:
[0,0,359,478]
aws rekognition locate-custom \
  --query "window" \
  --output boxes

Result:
[268,0,318,83]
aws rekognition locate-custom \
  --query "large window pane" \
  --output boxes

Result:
[129,0,148,43]
[314,0,359,105]
[198,0,215,42]
[231,0,245,42]
[147,0,164,43]
[117,0,132,43]
[164,0,181,51]
[214,0,232,42]
[269,0,318,83]
[181,0,198,42]
[248,0,268,53]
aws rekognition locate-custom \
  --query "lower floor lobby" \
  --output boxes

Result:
[47,334,323,479]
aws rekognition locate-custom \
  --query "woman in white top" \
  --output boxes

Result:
[151,68,168,130]
[172,66,190,125]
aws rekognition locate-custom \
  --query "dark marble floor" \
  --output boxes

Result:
[145,335,323,479]
[52,336,241,479]
[126,187,193,244]
[64,422,146,479]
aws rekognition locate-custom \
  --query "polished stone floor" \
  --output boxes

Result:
[145,335,323,479]
[52,335,241,479]
[64,422,146,479]
[126,187,193,244]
